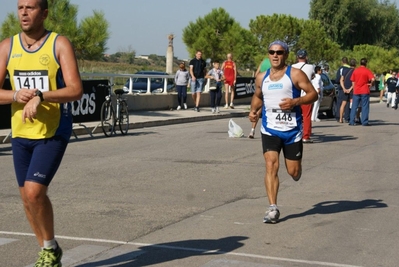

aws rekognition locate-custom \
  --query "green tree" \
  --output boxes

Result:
[74,10,109,60]
[182,8,247,64]
[346,45,399,74]
[0,0,109,61]
[309,0,399,50]
[297,19,341,64]
[249,13,301,56]
[248,14,340,66]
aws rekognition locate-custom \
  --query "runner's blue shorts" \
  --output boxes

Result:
[12,136,69,187]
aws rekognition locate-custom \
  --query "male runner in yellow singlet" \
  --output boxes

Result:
[0,0,83,266]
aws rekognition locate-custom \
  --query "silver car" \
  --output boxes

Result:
[319,73,337,118]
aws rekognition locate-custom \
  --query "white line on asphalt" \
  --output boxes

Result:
[0,231,362,267]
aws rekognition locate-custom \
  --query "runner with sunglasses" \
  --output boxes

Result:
[249,40,318,224]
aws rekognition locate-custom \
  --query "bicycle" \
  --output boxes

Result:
[98,83,129,137]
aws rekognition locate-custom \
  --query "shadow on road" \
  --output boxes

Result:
[279,199,388,222]
[75,236,248,267]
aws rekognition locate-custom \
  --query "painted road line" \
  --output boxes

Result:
[0,237,17,245]
[72,245,145,267]
[202,258,282,266]
[23,245,109,267]
[1,231,362,267]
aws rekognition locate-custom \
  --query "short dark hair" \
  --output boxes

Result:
[349,58,357,67]
[213,60,219,64]
[38,0,48,10]
[342,57,348,64]
[314,65,322,73]
[360,58,368,66]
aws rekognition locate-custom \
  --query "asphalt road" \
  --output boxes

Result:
[0,102,398,267]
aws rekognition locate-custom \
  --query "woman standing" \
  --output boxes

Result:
[174,61,190,110]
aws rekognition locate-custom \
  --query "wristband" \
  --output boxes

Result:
[13,91,18,102]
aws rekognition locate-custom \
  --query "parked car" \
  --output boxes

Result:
[319,73,337,118]
[123,71,174,93]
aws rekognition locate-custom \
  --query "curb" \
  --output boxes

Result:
[1,111,249,143]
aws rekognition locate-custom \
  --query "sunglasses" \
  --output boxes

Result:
[268,50,285,55]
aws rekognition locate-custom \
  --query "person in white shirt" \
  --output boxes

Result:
[292,49,316,143]
[311,66,323,122]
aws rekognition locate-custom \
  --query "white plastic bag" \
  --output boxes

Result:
[228,119,244,138]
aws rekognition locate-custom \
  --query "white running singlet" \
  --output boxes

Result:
[260,66,303,144]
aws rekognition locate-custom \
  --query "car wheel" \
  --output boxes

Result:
[326,99,337,118]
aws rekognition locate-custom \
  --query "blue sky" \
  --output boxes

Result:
[1,0,398,60]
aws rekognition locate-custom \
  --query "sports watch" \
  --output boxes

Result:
[35,90,44,102]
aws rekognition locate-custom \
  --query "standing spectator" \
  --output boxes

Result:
[249,58,271,138]
[205,60,223,114]
[0,0,83,266]
[349,58,375,126]
[249,40,318,223]
[339,58,356,123]
[174,61,189,110]
[378,72,387,103]
[292,49,315,143]
[254,58,271,77]
[189,50,206,112]
[335,57,350,122]
[221,53,237,109]
[323,64,330,75]
[385,71,398,108]
[311,66,323,122]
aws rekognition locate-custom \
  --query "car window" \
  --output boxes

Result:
[133,78,147,83]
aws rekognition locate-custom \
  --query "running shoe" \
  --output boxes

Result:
[34,245,63,267]
[263,206,280,224]
[248,129,255,139]
[229,103,234,109]
[216,107,220,113]
[224,104,229,109]
[183,103,187,110]
[177,105,181,110]
[211,108,215,114]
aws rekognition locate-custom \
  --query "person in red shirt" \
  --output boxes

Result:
[349,58,375,126]
[221,53,237,108]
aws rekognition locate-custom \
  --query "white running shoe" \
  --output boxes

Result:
[224,104,229,109]
[177,105,181,110]
[263,205,280,224]
[216,107,220,113]
[183,103,187,110]
[211,108,215,114]
[229,103,234,109]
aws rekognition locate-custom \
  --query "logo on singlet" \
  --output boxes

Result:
[268,83,283,90]
[39,54,51,66]
[12,53,22,58]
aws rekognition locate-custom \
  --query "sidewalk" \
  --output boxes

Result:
[0,105,251,143]
[0,96,382,144]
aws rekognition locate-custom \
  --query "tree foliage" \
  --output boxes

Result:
[182,8,256,67]
[74,10,109,60]
[0,0,109,61]
[248,14,340,65]
[309,0,399,50]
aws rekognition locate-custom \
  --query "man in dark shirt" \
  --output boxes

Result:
[385,71,398,108]
[335,57,350,122]
[189,50,206,112]
[339,58,356,123]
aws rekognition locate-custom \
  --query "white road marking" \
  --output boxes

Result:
[0,237,17,245]
[0,231,362,267]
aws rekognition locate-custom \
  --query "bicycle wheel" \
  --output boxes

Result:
[118,100,129,135]
[100,101,115,137]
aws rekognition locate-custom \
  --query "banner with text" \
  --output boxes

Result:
[0,79,109,129]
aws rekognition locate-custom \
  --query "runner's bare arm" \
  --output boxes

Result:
[280,68,318,109]
[249,73,264,122]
